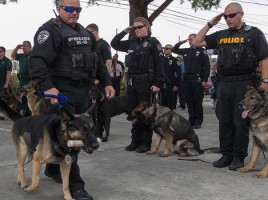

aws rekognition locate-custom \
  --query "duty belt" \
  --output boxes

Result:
[183,74,199,81]
[218,73,257,82]
[128,73,149,80]
[55,77,88,87]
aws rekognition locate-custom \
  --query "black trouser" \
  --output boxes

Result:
[177,87,186,108]
[161,84,177,110]
[182,79,204,126]
[126,78,153,148]
[217,79,258,158]
[45,79,89,191]
[112,76,121,97]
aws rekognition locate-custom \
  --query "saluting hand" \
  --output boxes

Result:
[210,13,224,26]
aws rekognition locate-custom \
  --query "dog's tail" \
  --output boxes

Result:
[202,147,220,154]
[0,99,22,121]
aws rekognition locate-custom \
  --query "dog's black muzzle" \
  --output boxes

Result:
[82,142,99,154]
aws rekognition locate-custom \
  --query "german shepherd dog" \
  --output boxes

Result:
[0,99,99,200]
[0,87,23,115]
[17,81,47,116]
[132,102,219,157]
[89,85,136,142]
[238,86,268,178]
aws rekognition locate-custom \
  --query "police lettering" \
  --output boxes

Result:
[219,37,245,44]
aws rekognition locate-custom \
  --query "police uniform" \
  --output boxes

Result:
[111,31,165,152]
[0,56,12,93]
[161,56,181,110]
[29,17,111,194]
[205,24,268,163]
[96,38,112,65]
[172,43,210,127]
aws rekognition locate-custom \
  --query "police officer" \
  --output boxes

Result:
[29,0,115,199]
[193,2,268,170]
[0,46,12,94]
[172,34,210,129]
[111,17,165,153]
[162,44,181,110]
[11,41,32,117]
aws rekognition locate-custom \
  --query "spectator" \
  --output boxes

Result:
[109,53,124,96]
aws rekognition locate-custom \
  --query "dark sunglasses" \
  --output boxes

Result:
[134,25,145,30]
[59,5,82,13]
[223,12,239,20]
[163,48,171,50]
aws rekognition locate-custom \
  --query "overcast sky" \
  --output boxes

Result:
[1,0,268,59]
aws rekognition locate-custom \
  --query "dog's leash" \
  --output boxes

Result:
[34,91,68,108]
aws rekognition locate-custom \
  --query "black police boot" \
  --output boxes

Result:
[71,189,94,200]
[229,157,244,171]
[125,143,139,151]
[213,155,233,168]
[44,170,62,184]
[135,145,151,153]
[0,116,4,120]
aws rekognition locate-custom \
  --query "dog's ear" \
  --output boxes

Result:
[60,107,75,123]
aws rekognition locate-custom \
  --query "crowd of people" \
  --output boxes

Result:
[1,1,268,199]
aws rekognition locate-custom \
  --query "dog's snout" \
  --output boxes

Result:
[93,142,99,150]
[238,102,244,109]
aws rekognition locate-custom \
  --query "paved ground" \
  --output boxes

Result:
[0,100,267,200]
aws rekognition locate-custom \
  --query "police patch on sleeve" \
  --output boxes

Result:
[157,44,163,51]
[37,30,50,44]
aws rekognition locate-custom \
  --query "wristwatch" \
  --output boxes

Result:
[262,78,268,83]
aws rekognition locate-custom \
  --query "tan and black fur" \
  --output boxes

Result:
[18,81,47,115]
[0,99,99,200]
[238,86,268,178]
[0,87,23,115]
[132,102,219,157]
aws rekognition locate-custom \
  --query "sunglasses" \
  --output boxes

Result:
[134,25,145,30]
[223,12,240,20]
[163,48,171,50]
[59,5,82,13]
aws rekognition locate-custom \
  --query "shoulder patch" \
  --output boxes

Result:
[157,44,163,51]
[37,30,50,44]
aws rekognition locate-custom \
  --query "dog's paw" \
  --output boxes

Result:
[159,153,169,157]
[237,166,252,173]
[146,150,156,154]
[102,137,108,142]
[254,171,268,178]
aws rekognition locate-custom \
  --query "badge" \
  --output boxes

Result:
[196,51,200,56]
[65,154,72,165]
[169,60,173,65]
[37,30,50,44]
[143,41,149,47]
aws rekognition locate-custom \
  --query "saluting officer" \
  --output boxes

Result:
[172,34,210,129]
[162,44,181,110]
[29,0,115,200]
[111,17,165,153]
[193,2,268,171]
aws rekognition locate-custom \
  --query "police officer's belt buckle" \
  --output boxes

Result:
[128,78,133,86]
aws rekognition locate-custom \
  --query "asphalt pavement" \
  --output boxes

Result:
[0,100,267,200]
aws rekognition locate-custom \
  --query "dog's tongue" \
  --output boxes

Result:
[242,110,250,119]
